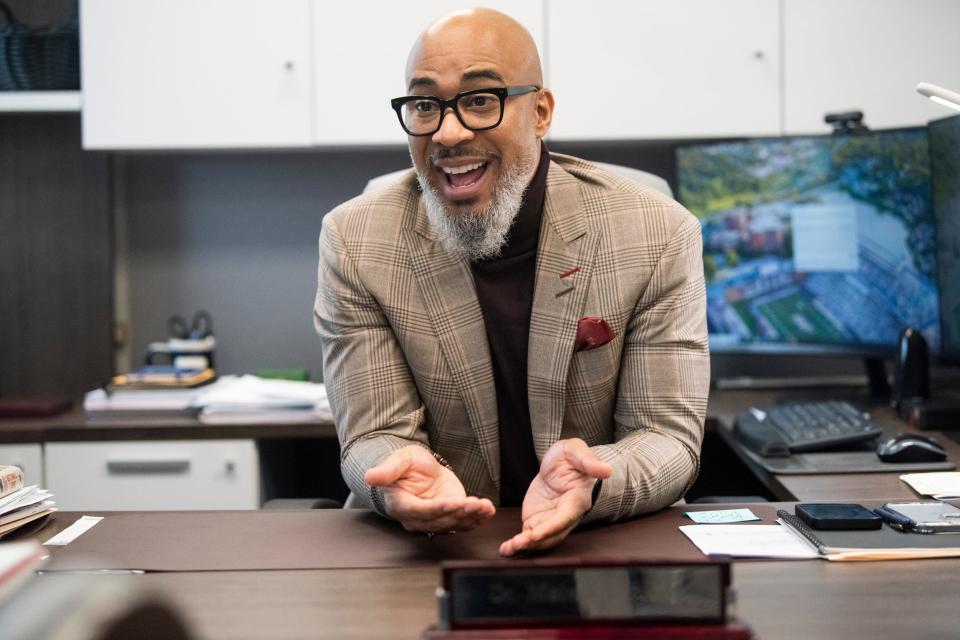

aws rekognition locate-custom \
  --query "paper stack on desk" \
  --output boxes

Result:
[83,387,204,419]
[83,375,331,423]
[194,375,332,424]
[0,485,56,539]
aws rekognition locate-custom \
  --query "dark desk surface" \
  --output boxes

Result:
[0,406,336,442]
[13,509,960,640]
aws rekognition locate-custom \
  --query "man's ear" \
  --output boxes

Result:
[534,88,555,138]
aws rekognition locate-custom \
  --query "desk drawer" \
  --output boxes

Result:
[45,440,258,510]
[0,443,43,486]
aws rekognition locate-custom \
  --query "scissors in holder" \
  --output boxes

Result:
[168,310,214,340]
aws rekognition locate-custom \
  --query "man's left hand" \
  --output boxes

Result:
[499,438,612,557]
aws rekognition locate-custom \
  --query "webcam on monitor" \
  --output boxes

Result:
[824,110,869,134]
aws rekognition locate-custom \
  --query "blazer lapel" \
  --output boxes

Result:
[528,162,601,459]
[403,203,500,490]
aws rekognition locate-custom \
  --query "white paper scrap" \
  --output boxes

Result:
[900,472,960,500]
[684,508,760,524]
[679,524,819,559]
[44,516,103,546]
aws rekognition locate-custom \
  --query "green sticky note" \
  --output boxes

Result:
[684,508,760,524]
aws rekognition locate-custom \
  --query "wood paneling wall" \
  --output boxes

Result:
[0,115,112,396]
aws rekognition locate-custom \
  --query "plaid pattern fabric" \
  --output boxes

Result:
[315,153,709,521]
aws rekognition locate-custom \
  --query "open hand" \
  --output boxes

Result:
[499,438,612,556]
[365,445,496,533]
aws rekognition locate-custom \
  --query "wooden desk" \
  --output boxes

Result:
[708,389,960,502]
[14,509,960,640]
[0,406,335,443]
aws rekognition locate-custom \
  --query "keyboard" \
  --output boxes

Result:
[733,400,883,457]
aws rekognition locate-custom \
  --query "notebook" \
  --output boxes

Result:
[777,509,960,561]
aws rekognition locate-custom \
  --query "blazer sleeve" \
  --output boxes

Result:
[584,210,710,522]
[314,212,430,515]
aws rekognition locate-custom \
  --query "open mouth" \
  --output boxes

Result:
[435,159,493,202]
[442,161,488,188]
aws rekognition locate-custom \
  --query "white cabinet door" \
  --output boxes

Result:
[81,0,313,149]
[311,1,545,146]
[783,0,960,134]
[547,0,781,140]
[45,440,259,510]
[0,444,43,487]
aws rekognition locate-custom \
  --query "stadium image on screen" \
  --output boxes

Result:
[677,128,940,354]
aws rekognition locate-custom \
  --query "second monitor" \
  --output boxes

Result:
[676,127,940,357]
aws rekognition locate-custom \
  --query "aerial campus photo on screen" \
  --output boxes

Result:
[677,130,940,352]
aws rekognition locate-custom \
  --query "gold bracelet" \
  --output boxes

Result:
[431,450,453,471]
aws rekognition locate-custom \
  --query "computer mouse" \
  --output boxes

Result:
[876,433,947,463]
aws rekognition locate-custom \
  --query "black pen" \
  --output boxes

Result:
[873,506,915,531]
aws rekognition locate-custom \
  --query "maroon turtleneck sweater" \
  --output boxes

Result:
[469,143,550,507]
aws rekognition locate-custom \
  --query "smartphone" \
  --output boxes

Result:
[795,503,883,530]
[881,501,960,533]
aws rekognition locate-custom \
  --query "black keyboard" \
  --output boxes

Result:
[733,400,883,457]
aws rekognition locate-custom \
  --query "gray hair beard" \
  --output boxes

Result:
[416,148,537,262]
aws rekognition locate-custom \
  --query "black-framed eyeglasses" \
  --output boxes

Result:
[390,85,539,136]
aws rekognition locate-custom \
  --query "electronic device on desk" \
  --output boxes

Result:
[924,112,960,430]
[876,433,947,463]
[676,126,940,395]
[733,400,882,457]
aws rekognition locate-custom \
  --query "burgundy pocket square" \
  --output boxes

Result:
[575,316,615,352]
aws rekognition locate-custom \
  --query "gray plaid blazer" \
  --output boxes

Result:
[315,152,709,522]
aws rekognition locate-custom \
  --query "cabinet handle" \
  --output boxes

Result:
[753,50,765,60]
[284,60,294,70]
[106,459,191,474]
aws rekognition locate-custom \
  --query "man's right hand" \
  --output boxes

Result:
[364,445,496,533]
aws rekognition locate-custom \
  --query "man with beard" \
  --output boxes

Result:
[314,8,709,556]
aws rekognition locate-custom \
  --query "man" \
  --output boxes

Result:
[315,8,709,556]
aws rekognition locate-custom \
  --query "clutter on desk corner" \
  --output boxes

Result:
[776,507,960,560]
[0,479,57,539]
[873,501,960,534]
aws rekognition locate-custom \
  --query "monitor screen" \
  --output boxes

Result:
[676,128,940,355]
[930,114,960,364]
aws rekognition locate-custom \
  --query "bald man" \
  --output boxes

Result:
[315,9,709,556]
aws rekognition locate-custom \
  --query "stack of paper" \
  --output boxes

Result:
[83,387,204,419]
[194,375,332,424]
[0,486,56,538]
[83,375,332,424]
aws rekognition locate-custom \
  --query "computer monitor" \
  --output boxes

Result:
[930,114,960,365]
[676,127,940,357]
